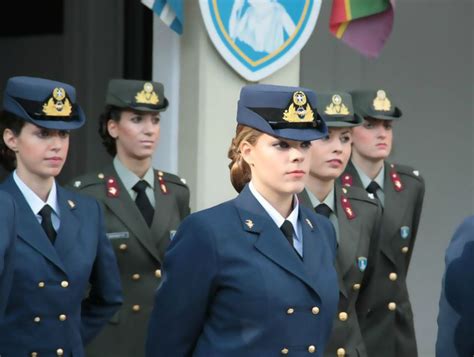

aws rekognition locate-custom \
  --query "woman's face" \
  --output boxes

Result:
[310,127,352,181]
[108,110,160,161]
[4,122,69,180]
[351,118,393,161]
[242,133,311,199]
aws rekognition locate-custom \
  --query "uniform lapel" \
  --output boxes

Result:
[335,183,363,279]
[149,171,174,261]
[101,165,162,262]
[381,162,408,262]
[54,186,80,263]
[0,175,66,274]
[344,161,364,188]
[235,186,321,297]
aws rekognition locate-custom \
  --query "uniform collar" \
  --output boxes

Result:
[113,156,155,191]
[13,170,59,215]
[352,160,385,191]
[306,185,335,212]
[248,181,301,242]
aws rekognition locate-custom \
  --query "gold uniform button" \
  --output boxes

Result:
[31,353,38,357]
[352,283,361,291]
[401,246,409,254]
[61,281,69,288]
[311,306,320,315]
[155,269,162,278]
[286,308,294,315]
[132,274,141,281]
[34,316,41,323]
[56,348,64,356]
[389,272,398,281]
[308,345,316,353]
[98,173,105,179]
[337,347,346,356]
[132,304,141,312]
[281,348,289,355]
[339,312,348,321]
[38,281,45,288]
[388,302,397,311]
[59,314,67,321]
[119,243,128,251]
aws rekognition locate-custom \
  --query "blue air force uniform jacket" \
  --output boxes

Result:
[146,185,339,357]
[0,190,17,319]
[0,175,123,357]
[436,216,474,357]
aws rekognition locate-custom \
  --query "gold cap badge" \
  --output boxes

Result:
[135,82,160,105]
[373,89,391,111]
[283,91,314,123]
[42,87,72,116]
[325,94,349,115]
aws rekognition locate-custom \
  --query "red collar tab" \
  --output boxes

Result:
[341,174,353,187]
[106,177,120,197]
[157,171,168,194]
[341,189,356,220]
[390,166,404,192]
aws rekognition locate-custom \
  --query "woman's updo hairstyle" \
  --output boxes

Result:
[227,124,263,193]
[0,111,26,172]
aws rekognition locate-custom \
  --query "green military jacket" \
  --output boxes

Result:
[70,164,190,357]
[300,181,382,357]
[343,161,425,357]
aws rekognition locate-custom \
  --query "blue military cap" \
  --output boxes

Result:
[236,84,328,142]
[2,76,86,130]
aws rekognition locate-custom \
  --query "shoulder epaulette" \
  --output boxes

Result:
[71,172,108,190]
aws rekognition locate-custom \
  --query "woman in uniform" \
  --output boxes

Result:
[71,79,189,357]
[0,76,122,356]
[0,191,16,319]
[299,91,382,357]
[343,89,425,357]
[146,84,339,357]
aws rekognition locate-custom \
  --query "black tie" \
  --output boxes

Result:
[132,180,154,227]
[39,205,56,243]
[366,181,380,199]
[315,203,332,218]
[280,220,294,247]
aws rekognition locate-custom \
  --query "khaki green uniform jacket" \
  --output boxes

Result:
[300,181,382,357]
[70,164,189,357]
[343,161,425,357]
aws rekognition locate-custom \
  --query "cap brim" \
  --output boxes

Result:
[3,95,86,130]
[321,112,364,128]
[361,106,403,120]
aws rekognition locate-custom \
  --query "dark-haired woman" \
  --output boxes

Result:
[70,79,189,357]
[146,84,339,357]
[0,76,122,356]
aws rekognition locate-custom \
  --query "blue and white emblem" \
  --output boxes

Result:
[400,226,410,239]
[357,257,368,272]
[199,0,322,81]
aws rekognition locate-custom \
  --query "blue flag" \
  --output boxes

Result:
[142,0,184,34]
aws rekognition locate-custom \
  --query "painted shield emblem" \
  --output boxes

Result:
[199,0,322,81]
[357,257,368,272]
[400,226,410,239]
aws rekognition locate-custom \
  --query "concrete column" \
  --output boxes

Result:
[178,1,300,211]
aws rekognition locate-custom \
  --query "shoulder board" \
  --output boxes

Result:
[388,163,424,183]
[155,170,189,187]
[341,185,379,206]
[70,172,108,190]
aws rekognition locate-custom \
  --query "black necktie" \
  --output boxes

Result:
[366,181,380,199]
[315,203,332,218]
[133,180,154,227]
[280,220,294,247]
[39,205,56,243]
